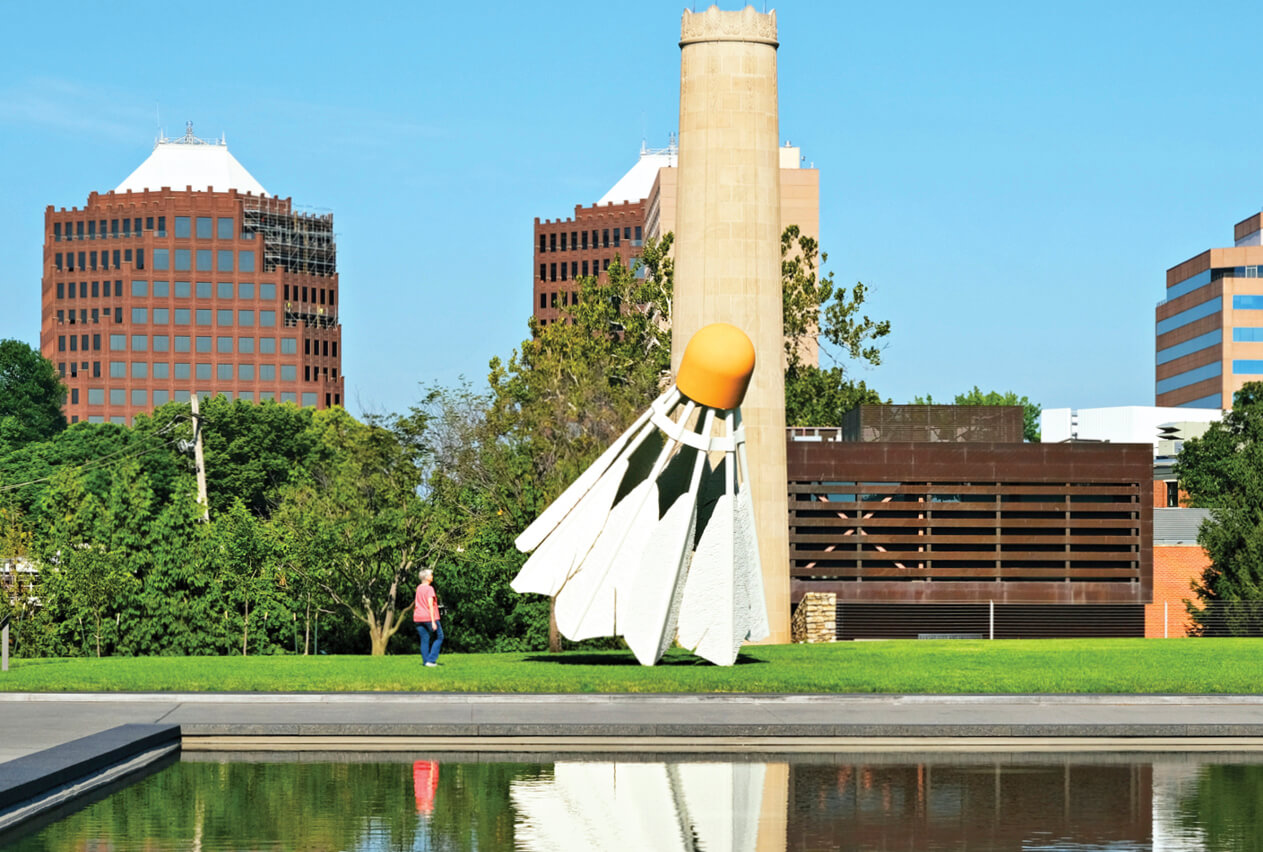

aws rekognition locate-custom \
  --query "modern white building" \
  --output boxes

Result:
[1041,406,1221,455]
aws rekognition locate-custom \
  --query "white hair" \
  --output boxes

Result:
[419,568,434,582]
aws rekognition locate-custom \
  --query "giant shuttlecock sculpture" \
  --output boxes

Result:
[512,323,769,666]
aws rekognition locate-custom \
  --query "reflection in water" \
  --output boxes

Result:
[7,752,1263,851]
[511,762,765,851]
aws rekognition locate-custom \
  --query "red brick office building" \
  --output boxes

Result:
[40,126,343,424]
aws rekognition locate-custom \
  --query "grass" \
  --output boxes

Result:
[1,638,1261,694]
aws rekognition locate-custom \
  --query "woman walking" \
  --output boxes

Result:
[414,568,443,667]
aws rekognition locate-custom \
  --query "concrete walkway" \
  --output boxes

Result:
[8,692,1263,761]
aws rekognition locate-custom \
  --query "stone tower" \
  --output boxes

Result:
[673,5,789,643]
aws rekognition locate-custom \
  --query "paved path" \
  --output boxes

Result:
[7,693,1263,762]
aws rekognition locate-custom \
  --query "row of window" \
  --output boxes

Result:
[1156,329,1221,366]
[540,258,611,283]
[52,216,253,243]
[54,217,155,241]
[55,249,143,272]
[152,248,254,273]
[68,388,320,408]
[56,280,280,301]
[1158,294,1263,336]
[1167,267,1263,302]
[1156,361,1221,394]
[540,226,641,253]
[57,334,307,355]
[59,308,280,328]
[539,291,577,309]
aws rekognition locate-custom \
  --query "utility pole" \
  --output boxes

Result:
[191,394,209,521]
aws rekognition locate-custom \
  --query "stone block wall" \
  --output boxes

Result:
[791,592,836,643]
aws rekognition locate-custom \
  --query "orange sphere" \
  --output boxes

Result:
[676,323,756,410]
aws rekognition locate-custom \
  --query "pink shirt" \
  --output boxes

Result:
[414,584,439,623]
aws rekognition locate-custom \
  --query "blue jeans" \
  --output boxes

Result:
[417,621,443,664]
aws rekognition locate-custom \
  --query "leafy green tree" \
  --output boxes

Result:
[1175,382,1263,635]
[0,339,66,450]
[781,226,891,426]
[913,387,1041,442]
[273,408,438,655]
[205,500,289,655]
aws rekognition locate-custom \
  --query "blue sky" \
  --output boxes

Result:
[3,1,1262,418]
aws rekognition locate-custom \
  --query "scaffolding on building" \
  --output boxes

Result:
[283,304,338,330]
[241,196,337,277]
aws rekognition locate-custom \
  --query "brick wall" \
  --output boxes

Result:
[1146,545,1209,637]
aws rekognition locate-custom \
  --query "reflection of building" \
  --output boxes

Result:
[41,126,344,424]
[789,759,1152,849]
[788,406,1153,638]
[1157,211,1263,408]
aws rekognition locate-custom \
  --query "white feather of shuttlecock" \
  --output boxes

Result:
[512,385,769,666]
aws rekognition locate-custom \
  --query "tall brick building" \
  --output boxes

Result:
[41,126,344,424]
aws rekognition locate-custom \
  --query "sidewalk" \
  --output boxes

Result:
[10,692,1263,761]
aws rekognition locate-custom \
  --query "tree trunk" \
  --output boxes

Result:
[242,598,249,657]
[303,601,311,656]
[369,624,390,655]
[549,596,561,653]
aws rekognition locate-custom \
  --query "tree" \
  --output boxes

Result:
[272,408,440,655]
[0,339,66,450]
[781,226,891,426]
[1175,382,1263,636]
[913,387,1041,442]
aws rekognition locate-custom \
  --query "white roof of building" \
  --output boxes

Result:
[115,124,267,196]
[596,142,678,206]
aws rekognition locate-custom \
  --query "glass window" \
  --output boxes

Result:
[217,217,233,239]
[196,217,212,239]
[131,335,148,351]
[1234,295,1263,310]
[88,388,105,405]
[1156,362,1222,394]
[280,365,297,382]
[239,310,255,326]
[1234,327,1263,342]
[238,364,255,380]
[238,391,254,403]
[109,334,125,351]
[217,309,233,326]
[280,338,298,354]
[175,336,191,352]
[260,391,275,401]
[196,249,212,271]
[175,281,191,298]
[196,281,212,299]
[110,388,125,405]
[196,336,212,353]
[260,310,276,327]
[174,390,190,402]
[131,280,148,297]
[1234,360,1263,374]
[259,337,276,354]
[174,249,191,271]
[153,362,169,379]
[131,362,147,378]
[153,308,169,324]
[174,309,191,325]
[217,364,233,380]
[217,336,233,353]
[238,337,255,353]
[153,281,169,298]
[239,282,255,299]
[196,363,212,380]
[259,283,275,300]
[217,281,233,299]
[110,361,125,378]
[1157,329,1221,364]
[153,390,170,406]
[260,364,276,380]
[302,392,317,407]
[152,335,169,352]
[131,307,148,324]
[239,250,255,272]
[174,363,190,379]
[281,392,297,404]
[174,217,191,238]
[153,248,169,270]
[217,250,234,272]
[196,309,212,326]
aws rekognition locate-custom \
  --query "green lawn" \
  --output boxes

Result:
[2,639,1261,694]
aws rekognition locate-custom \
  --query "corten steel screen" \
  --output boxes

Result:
[787,441,1153,606]
[841,405,1024,443]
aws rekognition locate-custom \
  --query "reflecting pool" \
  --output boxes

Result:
[8,751,1263,850]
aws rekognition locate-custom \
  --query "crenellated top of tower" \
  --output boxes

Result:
[680,5,777,47]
